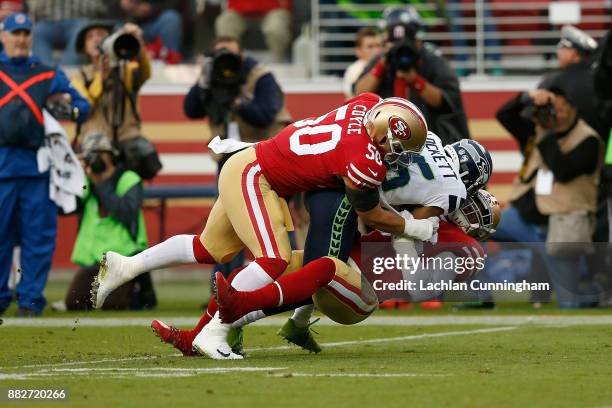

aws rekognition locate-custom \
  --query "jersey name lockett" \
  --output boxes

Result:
[425,137,457,179]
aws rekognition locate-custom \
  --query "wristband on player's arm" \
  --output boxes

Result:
[345,185,380,212]
[401,210,439,241]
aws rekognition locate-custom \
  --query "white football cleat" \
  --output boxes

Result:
[91,251,143,309]
[192,312,244,360]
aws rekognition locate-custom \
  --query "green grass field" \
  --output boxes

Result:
[1,278,611,408]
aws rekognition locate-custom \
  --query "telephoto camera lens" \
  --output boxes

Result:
[86,152,107,174]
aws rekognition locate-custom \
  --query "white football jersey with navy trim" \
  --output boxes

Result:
[381,132,467,214]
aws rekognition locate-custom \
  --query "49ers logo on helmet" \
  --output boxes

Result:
[389,116,411,140]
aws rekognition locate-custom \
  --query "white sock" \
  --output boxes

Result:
[291,304,315,328]
[230,261,273,290]
[231,310,266,328]
[133,234,197,272]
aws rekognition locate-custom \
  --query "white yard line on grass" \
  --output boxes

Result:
[0,355,183,371]
[3,315,612,327]
[246,326,518,352]
[0,367,287,381]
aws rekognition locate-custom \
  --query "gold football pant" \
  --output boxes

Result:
[200,148,293,265]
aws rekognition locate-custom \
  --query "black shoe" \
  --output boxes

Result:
[452,301,496,311]
[15,307,41,317]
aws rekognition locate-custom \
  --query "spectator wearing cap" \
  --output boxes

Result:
[539,26,611,141]
[342,27,382,99]
[0,13,90,316]
[31,0,108,66]
[0,0,22,53]
[540,26,612,244]
[70,21,162,181]
[355,6,470,145]
[56,132,156,311]
[71,20,150,144]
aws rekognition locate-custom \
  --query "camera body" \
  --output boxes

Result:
[99,32,140,67]
[520,93,557,125]
[84,151,107,175]
[204,48,245,125]
[386,38,422,72]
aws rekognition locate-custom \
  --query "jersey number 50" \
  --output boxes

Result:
[289,105,348,156]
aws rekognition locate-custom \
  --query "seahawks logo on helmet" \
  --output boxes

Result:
[445,140,493,194]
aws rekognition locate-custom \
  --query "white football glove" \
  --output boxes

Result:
[400,210,439,242]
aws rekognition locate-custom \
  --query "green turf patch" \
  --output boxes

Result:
[1,323,611,407]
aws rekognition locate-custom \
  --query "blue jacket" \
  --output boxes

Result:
[0,51,90,179]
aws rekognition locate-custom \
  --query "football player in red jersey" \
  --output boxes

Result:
[92,93,435,359]
[206,189,500,351]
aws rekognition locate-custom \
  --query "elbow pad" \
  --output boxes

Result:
[345,186,380,212]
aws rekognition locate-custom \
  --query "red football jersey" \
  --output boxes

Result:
[255,93,386,197]
[424,222,484,258]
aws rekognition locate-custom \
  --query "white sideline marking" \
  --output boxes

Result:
[8,356,164,370]
[268,372,449,378]
[41,367,286,372]
[247,326,517,352]
[0,367,286,381]
[3,315,612,327]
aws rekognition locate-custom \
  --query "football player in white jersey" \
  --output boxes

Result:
[382,131,469,219]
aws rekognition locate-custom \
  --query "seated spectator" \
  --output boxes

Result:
[31,0,108,66]
[215,0,291,62]
[119,0,183,64]
[495,86,604,308]
[55,132,156,311]
[342,27,382,99]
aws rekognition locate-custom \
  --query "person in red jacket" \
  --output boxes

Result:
[215,0,291,62]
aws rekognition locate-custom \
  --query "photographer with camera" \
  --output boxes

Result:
[71,20,162,181]
[55,132,156,311]
[494,86,604,308]
[184,36,291,164]
[355,6,469,145]
[539,26,610,141]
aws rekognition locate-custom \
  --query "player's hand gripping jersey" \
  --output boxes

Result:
[381,132,467,215]
[256,93,387,197]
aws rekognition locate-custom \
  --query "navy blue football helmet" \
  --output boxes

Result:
[444,139,493,194]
